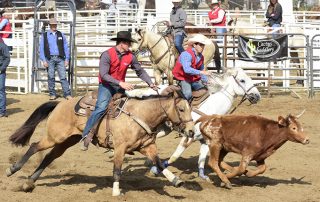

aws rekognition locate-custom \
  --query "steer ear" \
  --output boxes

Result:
[278,116,287,127]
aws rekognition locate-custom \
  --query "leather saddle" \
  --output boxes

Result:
[74,91,127,119]
[191,88,210,108]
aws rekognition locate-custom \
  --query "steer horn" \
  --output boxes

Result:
[296,109,306,119]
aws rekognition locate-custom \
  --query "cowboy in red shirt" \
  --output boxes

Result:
[80,31,157,150]
[172,34,211,101]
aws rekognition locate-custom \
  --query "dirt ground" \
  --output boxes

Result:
[0,92,319,202]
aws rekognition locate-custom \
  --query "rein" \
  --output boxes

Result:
[155,90,193,131]
[137,31,172,65]
[208,72,257,114]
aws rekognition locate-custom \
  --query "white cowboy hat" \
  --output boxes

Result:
[172,0,182,2]
[211,0,219,4]
[188,34,211,45]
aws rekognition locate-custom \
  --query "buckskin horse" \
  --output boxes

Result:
[6,86,194,196]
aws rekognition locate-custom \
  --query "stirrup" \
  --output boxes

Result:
[80,136,92,151]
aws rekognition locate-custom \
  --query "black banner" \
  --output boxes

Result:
[238,35,288,62]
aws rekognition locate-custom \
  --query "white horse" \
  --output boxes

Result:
[149,67,261,181]
[131,29,217,85]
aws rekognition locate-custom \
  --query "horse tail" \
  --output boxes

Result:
[9,101,60,146]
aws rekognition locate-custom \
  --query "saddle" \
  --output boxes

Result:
[191,88,210,108]
[75,91,128,148]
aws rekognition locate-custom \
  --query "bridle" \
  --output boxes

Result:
[135,30,172,65]
[156,90,193,133]
[208,71,259,114]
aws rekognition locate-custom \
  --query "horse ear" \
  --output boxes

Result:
[137,29,145,37]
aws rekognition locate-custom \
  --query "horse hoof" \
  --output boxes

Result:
[220,182,232,189]
[112,189,122,196]
[6,167,13,177]
[172,177,184,187]
[21,180,35,192]
[199,175,212,183]
[149,166,160,176]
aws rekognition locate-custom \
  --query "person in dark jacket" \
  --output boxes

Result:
[266,0,282,38]
[80,31,157,151]
[39,18,72,100]
[0,37,10,117]
[167,0,187,54]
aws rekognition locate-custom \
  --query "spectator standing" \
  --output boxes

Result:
[107,0,119,28]
[0,37,10,118]
[0,9,12,51]
[208,0,227,43]
[266,0,282,38]
[167,0,187,54]
[39,18,72,100]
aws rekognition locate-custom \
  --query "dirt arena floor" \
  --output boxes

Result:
[0,92,319,202]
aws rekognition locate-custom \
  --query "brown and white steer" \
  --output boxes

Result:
[196,113,310,189]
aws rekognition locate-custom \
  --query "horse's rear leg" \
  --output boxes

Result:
[20,135,81,192]
[140,143,183,187]
[6,136,56,177]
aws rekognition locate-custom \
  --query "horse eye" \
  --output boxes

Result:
[138,38,142,41]
[240,79,245,83]
[292,127,296,130]
[178,107,185,112]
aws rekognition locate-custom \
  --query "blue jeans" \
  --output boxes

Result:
[216,27,227,44]
[0,72,6,115]
[271,24,281,39]
[47,56,71,97]
[82,84,123,138]
[178,80,204,101]
[174,34,185,54]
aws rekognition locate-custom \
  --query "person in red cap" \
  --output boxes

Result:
[80,30,157,151]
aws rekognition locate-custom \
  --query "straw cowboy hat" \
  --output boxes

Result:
[110,31,137,43]
[211,0,219,4]
[188,34,211,45]
[49,18,58,25]
[172,0,182,2]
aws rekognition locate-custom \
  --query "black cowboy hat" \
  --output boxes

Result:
[110,31,137,43]
[0,9,5,15]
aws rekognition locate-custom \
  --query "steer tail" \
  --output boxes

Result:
[9,101,60,146]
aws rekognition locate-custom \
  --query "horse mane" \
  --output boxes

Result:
[125,85,181,100]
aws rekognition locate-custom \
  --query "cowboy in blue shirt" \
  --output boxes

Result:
[40,18,72,100]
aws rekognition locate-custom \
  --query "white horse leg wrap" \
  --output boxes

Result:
[162,168,176,182]
[168,144,186,164]
[198,144,209,169]
[112,182,120,196]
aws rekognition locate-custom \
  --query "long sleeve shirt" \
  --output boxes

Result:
[39,30,70,62]
[0,41,10,73]
[179,48,207,82]
[99,48,153,86]
[170,6,187,36]
[265,3,282,26]
[0,18,8,30]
